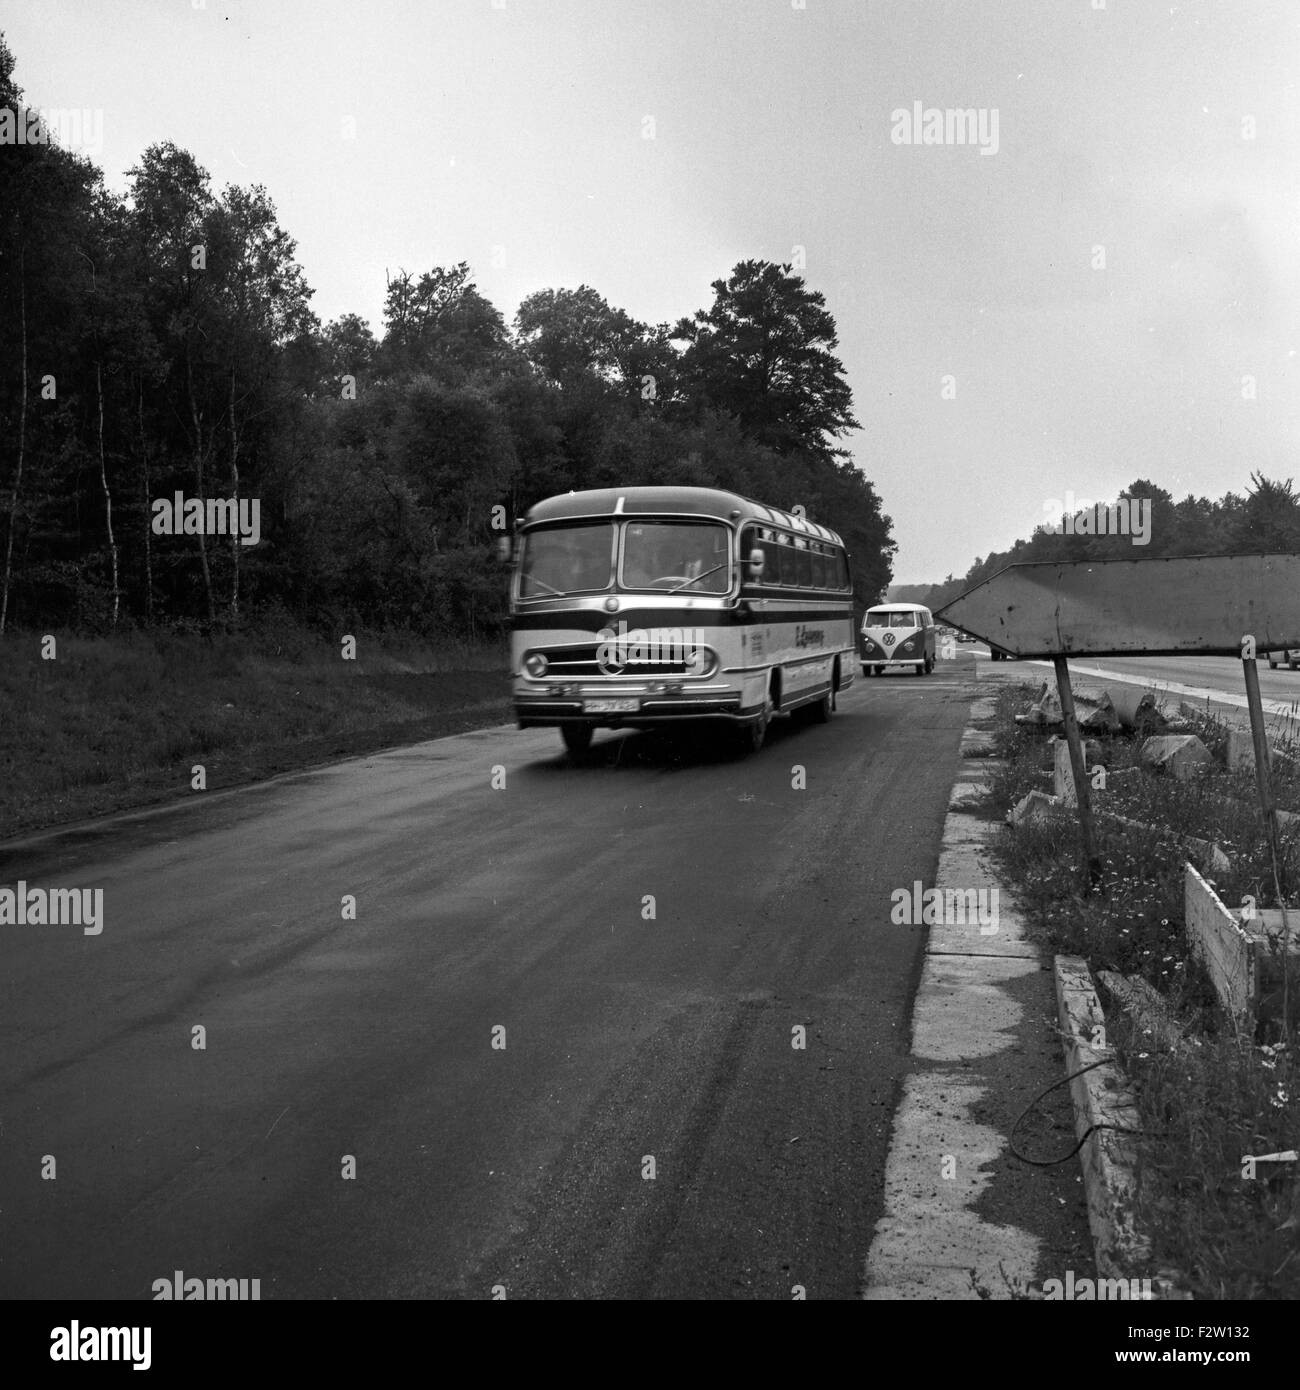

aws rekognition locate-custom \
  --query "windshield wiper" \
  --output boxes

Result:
[524,576,566,596]
[667,563,728,595]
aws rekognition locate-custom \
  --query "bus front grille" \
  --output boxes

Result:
[532,642,702,678]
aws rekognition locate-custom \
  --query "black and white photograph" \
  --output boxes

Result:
[0,0,1296,1362]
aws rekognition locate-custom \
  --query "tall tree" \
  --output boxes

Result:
[204,182,315,614]
[125,142,219,622]
[0,36,103,630]
[515,285,677,402]
[1232,471,1300,553]
[379,262,511,383]
[673,259,860,459]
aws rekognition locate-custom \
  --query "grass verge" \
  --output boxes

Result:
[1,622,511,838]
[975,678,1300,1299]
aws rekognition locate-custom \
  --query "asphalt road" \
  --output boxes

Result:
[1015,653,1300,704]
[0,661,981,1300]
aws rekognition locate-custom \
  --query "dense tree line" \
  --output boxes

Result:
[919,474,1300,613]
[0,37,894,641]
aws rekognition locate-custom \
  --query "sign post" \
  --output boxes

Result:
[1241,652,1287,903]
[1053,655,1101,888]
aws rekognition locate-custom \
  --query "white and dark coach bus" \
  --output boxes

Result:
[505,486,857,758]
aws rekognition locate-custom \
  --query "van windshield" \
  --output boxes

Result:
[866,610,922,628]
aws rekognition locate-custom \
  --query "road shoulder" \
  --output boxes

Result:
[863,692,1095,1299]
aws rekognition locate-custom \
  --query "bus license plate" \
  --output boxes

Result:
[584,697,639,713]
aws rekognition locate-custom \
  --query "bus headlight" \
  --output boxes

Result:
[523,653,549,678]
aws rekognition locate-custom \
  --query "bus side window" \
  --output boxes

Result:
[762,539,782,585]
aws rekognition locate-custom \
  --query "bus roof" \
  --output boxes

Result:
[866,602,932,612]
[521,486,844,546]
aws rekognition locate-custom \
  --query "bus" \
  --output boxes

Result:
[507,486,857,758]
[860,602,936,676]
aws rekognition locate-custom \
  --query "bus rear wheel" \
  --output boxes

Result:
[561,724,594,759]
[810,668,837,722]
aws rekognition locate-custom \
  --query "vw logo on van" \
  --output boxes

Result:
[882,631,896,647]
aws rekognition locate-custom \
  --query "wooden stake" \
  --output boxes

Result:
[1054,655,1102,892]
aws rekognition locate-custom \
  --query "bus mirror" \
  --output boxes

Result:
[747,548,765,579]
[496,536,512,563]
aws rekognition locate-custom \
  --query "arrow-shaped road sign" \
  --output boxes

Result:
[936,553,1300,659]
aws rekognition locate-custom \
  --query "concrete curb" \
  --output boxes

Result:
[1053,956,1192,1300]
[865,695,1058,1298]
[1053,955,1149,1277]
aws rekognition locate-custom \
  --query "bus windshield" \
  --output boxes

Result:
[519,523,615,597]
[620,521,730,593]
[519,519,733,598]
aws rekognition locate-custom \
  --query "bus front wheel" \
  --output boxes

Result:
[740,694,773,753]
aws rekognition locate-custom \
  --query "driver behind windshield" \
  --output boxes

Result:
[623,526,717,589]
[623,529,672,588]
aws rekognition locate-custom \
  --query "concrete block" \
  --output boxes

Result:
[1184,862,1257,1019]
[1225,728,1268,772]
[1007,789,1063,828]
[1140,734,1213,781]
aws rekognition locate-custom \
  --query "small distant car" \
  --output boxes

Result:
[1268,649,1300,670]
[956,631,976,644]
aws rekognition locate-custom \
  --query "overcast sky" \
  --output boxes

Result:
[7,0,1297,583]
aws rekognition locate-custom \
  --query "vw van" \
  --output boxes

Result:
[861,603,935,676]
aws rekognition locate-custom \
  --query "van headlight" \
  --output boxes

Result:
[523,653,548,678]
